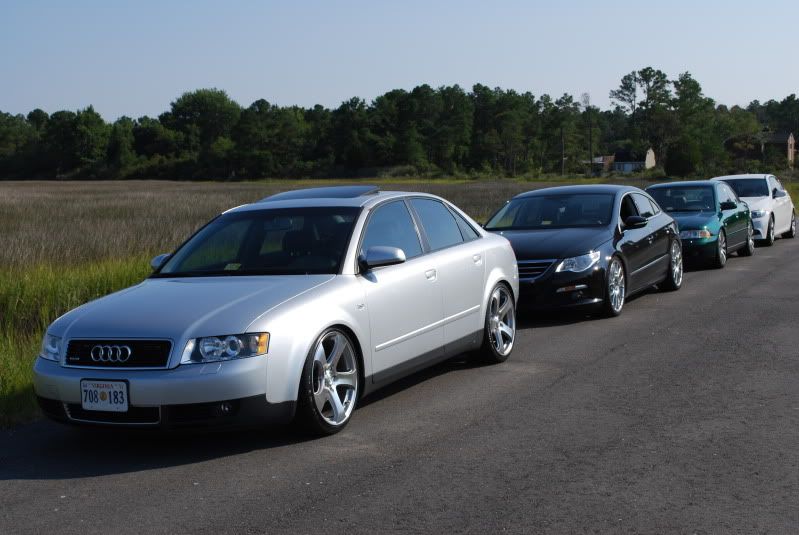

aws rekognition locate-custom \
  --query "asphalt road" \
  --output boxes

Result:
[2,237,799,534]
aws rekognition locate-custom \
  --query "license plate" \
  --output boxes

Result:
[80,380,128,412]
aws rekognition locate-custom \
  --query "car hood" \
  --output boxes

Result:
[49,275,335,340]
[667,211,720,230]
[739,197,769,211]
[492,227,611,260]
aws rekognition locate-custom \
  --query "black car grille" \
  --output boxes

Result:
[66,339,172,368]
[65,404,160,425]
[517,259,556,280]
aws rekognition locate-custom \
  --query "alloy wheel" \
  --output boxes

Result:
[311,331,359,426]
[607,259,625,313]
[488,285,515,356]
[748,223,755,250]
[670,241,683,287]
[718,232,727,265]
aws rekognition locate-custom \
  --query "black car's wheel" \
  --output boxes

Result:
[602,256,626,317]
[296,328,360,436]
[712,230,727,269]
[783,211,796,239]
[739,222,755,256]
[475,283,516,364]
[762,216,775,246]
[661,240,683,291]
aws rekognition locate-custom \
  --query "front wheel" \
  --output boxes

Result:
[739,222,755,256]
[712,230,727,269]
[661,240,683,291]
[783,211,796,239]
[475,283,516,364]
[296,328,360,436]
[762,217,775,246]
[602,256,626,317]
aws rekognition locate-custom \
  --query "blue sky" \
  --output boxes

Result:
[2,0,797,120]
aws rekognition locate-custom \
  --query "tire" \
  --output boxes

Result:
[661,240,683,291]
[739,222,755,256]
[783,211,796,239]
[712,230,727,269]
[296,328,360,436]
[475,283,516,364]
[761,217,775,246]
[602,256,626,317]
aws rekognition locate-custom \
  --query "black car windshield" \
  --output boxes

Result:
[485,193,614,230]
[154,207,361,277]
[648,186,715,212]
[724,179,769,197]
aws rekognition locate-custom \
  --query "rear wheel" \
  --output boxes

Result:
[475,283,516,364]
[783,211,796,239]
[739,222,755,256]
[661,240,683,291]
[296,328,360,436]
[712,230,727,269]
[762,217,775,246]
[602,257,626,317]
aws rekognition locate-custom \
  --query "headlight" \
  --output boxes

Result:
[680,229,713,239]
[181,333,269,364]
[751,210,768,218]
[555,251,600,273]
[39,334,62,362]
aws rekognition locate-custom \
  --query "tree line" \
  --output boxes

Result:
[1,67,797,180]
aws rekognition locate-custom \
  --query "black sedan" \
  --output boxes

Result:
[484,185,683,316]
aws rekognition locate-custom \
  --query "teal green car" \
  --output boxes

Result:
[646,180,755,268]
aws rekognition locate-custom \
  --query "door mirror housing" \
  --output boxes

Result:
[623,215,648,229]
[150,253,171,270]
[359,246,406,271]
[773,188,786,198]
[719,200,737,211]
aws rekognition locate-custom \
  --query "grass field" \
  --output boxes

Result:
[0,175,773,426]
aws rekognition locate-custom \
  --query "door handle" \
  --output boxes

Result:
[424,269,437,281]
[472,254,482,265]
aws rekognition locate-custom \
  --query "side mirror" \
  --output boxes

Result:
[623,215,648,229]
[359,246,406,271]
[719,200,737,211]
[150,253,171,270]
[773,188,786,198]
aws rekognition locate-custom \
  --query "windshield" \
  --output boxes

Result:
[648,186,715,212]
[724,179,769,198]
[485,193,614,230]
[155,207,361,277]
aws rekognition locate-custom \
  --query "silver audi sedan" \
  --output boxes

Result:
[33,186,518,434]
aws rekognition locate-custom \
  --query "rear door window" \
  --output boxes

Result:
[410,199,464,251]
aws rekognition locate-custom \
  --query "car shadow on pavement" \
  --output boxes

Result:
[0,419,316,481]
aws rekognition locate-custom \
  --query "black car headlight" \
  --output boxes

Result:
[180,333,269,364]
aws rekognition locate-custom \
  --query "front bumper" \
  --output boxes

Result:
[680,237,719,260]
[33,356,295,428]
[751,216,769,239]
[517,266,606,310]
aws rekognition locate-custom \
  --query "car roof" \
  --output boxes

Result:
[711,174,771,181]
[224,187,444,214]
[647,180,717,189]
[513,184,641,198]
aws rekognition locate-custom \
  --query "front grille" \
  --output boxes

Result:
[66,339,172,368]
[65,404,161,425]
[517,259,556,280]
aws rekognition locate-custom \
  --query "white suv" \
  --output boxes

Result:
[712,174,796,245]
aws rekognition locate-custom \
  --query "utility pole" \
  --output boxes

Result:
[582,93,593,176]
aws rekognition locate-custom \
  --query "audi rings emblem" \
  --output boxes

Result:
[90,345,133,363]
